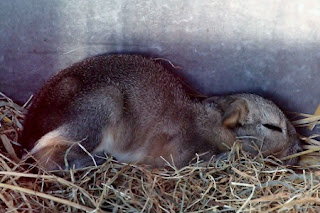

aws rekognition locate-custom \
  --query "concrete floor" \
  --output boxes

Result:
[0,1,320,120]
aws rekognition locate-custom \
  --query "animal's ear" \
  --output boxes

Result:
[222,99,248,128]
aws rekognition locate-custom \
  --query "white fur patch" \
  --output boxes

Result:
[94,128,115,153]
[29,127,66,155]
[114,149,145,163]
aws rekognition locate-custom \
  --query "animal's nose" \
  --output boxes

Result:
[282,136,303,165]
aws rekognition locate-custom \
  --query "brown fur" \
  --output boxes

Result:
[20,55,301,170]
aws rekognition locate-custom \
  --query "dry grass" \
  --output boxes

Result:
[1,92,320,213]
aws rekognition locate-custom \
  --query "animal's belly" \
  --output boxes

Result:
[93,126,146,163]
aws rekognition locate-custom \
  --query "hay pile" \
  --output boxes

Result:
[1,92,320,212]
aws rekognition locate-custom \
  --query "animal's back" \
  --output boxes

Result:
[21,55,192,160]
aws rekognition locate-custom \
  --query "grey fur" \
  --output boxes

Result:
[20,55,301,170]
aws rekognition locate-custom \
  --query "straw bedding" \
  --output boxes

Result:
[0,91,320,212]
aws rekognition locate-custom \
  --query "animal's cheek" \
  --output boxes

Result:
[235,127,285,156]
[263,133,289,155]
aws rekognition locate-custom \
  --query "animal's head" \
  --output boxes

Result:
[204,94,301,164]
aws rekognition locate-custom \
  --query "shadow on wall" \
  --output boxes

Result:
[1,39,319,115]
[102,38,318,115]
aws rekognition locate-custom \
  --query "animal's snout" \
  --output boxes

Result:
[281,135,303,165]
[289,133,303,153]
[295,138,303,153]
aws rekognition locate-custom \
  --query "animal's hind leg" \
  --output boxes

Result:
[26,126,74,170]
[28,86,124,170]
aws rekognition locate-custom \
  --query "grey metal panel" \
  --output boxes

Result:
[1,0,319,118]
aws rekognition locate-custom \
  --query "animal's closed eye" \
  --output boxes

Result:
[262,124,283,132]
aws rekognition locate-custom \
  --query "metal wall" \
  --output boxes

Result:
[1,0,319,115]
